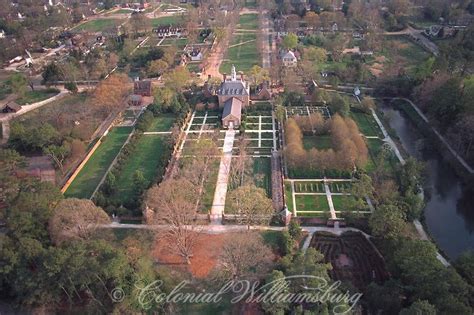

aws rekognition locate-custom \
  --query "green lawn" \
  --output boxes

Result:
[16,89,59,105]
[64,127,133,199]
[220,14,260,73]
[160,37,188,48]
[252,157,271,197]
[332,195,352,211]
[146,114,176,132]
[295,195,330,212]
[302,135,332,150]
[199,158,220,212]
[151,15,185,27]
[111,135,170,203]
[73,19,124,32]
[237,13,258,30]
[350,110,383,138]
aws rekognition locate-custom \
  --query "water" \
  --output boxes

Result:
[379,105,474,260]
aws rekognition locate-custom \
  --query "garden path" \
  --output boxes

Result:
[210,128,236,224]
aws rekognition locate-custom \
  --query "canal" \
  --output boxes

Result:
[379,103,474,260]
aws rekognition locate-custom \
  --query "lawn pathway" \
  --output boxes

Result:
[210,128,236,224]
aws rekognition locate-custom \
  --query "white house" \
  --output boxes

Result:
[282,50,297,67]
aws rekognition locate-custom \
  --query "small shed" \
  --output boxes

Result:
[1,102,21,113]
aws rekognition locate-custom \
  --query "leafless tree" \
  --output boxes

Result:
[216,232,273,281]
[145,178,201,264]
[49,198,110,244]
[226,184,274,229]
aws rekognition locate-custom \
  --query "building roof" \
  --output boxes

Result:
[222,97,242,120]
[219,81,248,96]
[283,50,296,60]
[2,102,21,112]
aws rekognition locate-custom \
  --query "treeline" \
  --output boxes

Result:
[285,114,368,173]
[0,149,169,314]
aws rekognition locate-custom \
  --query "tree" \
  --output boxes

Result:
[163,66,191,91]
[359,97,375,113]
[217,232,273,281]
[304,11,320,29]
[400,300,437,315]
[249,65,270,86]
[42,63,62,85]
[129,12,151,35]
[282,33,298,50]
[351,174,374,209]
[49,198,110,244]
[91,73,130,113]
[369,204,406,239]
[304,46,327,64]
[226,185,274,229]
[43,142,71,174]
[9,73,28,97]
[261,270,290,314]
[288,220,302,240]
[455,251,474,285]
[329,93,350,116]
[145,178,200,264]
[147,59,168,77]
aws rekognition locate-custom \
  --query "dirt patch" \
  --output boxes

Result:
[153,233,237,278]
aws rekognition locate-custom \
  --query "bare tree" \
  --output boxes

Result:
[216,232,273,281]
[49,198,110,244]
[145,178,200,264]
[226,184,274,229]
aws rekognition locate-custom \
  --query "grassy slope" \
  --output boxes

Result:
[73,19,124,32]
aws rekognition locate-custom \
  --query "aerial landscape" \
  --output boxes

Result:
[0,0,473,313]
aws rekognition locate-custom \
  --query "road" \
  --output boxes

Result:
[260,10,272,69]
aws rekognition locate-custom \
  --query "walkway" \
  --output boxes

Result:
[210,128,236,224]
[324,179,337,219]
[370,108,405,164]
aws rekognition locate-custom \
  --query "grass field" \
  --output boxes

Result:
[112,135,169,203]
[302,135,332,150]
[220,14,260,74]
[15,89,59,105]
[295,195,330,212]
[382,36,430,73]
[252,157,271,197]
[151,15,185,27]
[146,114,176,132]
[73,19,124,32]
[160,37,188,48]
[237,13,258,30]
[350,110,383,138]
[64,127,133,199]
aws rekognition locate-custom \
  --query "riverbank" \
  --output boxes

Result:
[388,98,473,182]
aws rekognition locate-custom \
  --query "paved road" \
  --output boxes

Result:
[383,26,439,56]
[261,10,272,69]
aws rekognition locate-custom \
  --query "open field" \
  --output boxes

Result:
[146,114,176,132]
[151,15,185,27]
[220,14,260,74]
[381,36,430,73]
[15,89,59,105]
[303,134,332,150]
[64,126,133,199]
[73,19,124,32]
